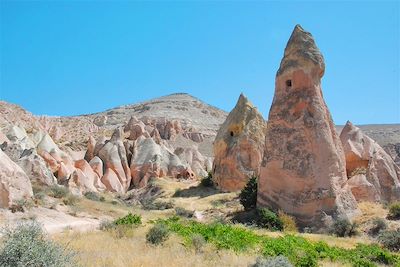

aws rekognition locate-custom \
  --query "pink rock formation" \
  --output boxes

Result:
[97,128,131,191]
[75,159,106,191]
[89,156,104,178]
[257,25,358,228]
[213,94,265,191]
[0,150,33,208]
[101,168,124,193]
[84,136,96,162]
[340,121,400,202]
[347,174,380,202]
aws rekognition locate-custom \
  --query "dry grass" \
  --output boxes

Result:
[354,202,388,225]
[55,226,255,267]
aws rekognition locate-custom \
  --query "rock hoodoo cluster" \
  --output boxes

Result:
[212,94,265,191]
[340,121,400,203]
[257,25,359,228]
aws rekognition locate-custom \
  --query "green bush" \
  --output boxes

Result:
[0,221,75,267]
[368,218,387,236]
[200,172,214,187]
[49,185,69,198]
[388,202,400,220]
[84,191,104,202]
[146,223,169,245]
[330,218,358,237]
[158,217,400,267]
[256,208,283,231]
[378,229,400,252]
[251,256,293,267]
[239,176,258,210]
[114,213,142,226]
[141,199,174,210]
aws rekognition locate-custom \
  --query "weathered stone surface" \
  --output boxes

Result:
[340,121,400,202]
[0,150,33,208]
[84,136,96,162]
[101,168,124,193]
[75,159,106,191]
[257,25,358,228]
[89,156,104,178]
[213,94,265,191]
[347,174,380,202]
[97,128,131,191]
[130,137,187,187]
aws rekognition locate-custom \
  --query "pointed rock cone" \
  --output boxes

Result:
[212,93,265,191]
[257,25,359,229]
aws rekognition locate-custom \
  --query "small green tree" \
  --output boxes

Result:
[239,176,258,210]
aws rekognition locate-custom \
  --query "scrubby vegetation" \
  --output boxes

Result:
[250,256,293,267]
[330,218,358,237]
[49,185,70,199]
[146,223,170,245]
[388,202,400,220]
[239,176,257,210]
[378,228,400,252]
[114,213,142,226]
[368,217,387,236]
[256,208,284,231]
[0,221,75,267]
[84,191,105,202]
[200,172,214,187]
[175,207,194,218]
[157,217,400,267]
[278,211,297,233]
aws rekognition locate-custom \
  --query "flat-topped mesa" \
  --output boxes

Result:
[213,93,265,191]
[257,25,358,229]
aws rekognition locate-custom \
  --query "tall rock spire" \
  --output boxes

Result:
[257,25,359,229]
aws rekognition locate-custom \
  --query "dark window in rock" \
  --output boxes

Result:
[286,80,292,87]
[230,131,234,137]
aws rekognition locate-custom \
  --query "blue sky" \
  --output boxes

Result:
[0,1,399,125]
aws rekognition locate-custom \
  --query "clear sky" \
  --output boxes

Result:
[1,1,399,125]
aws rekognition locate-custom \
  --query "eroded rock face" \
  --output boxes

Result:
[212,94,265,192]
[340,121,400,202]
[257,25,358,228]
[130,137,188,187]
[97,128,131,191]
[0,150,33,208]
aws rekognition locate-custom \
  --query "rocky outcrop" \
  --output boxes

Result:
[257,25,358,228]
[212,94,265,191]
[130,137,189,187]
[97,128,131,191]
[340,121,400,202]
[0,149,33,208]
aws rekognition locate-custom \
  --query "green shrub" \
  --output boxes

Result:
[49,185,69,198]
[0,221,75,267]
[84,191,104,202]
[256,208,283,231]
[388,202,400,220]
[175,207,194,218]
[239,176,258,210]
[368,218,387,236]
[200,172,214,187]
[191,234,206,253]
[251,256,293,267]
[330,218,358,237]
[158,217,400,266]
[378,229,400,252]
[114,213,142,226]
[146,223,169,245]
